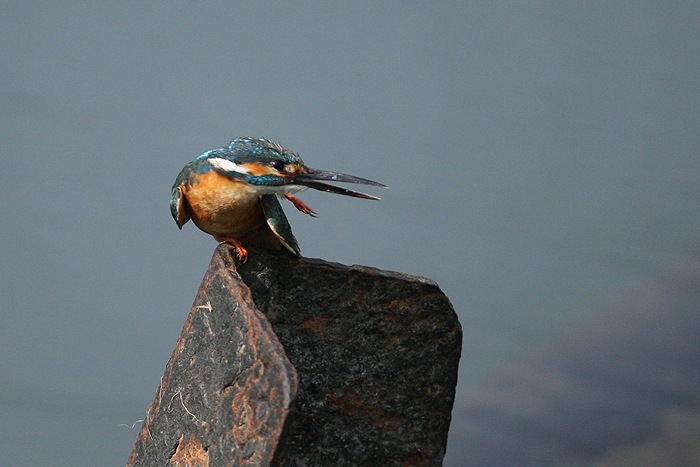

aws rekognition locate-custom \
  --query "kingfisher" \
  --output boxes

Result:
[170,137,386,260]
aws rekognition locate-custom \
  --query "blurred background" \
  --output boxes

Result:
[1,2,699,465]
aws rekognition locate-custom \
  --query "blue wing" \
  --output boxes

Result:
[261,194,300,255]
[171,162,196,228]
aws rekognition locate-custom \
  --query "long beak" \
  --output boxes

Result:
[294,169,387,200]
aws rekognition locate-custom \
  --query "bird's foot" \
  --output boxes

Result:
[284,194,318,217]
[215,236,248,262]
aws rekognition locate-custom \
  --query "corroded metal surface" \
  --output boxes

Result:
[127,246,298,466]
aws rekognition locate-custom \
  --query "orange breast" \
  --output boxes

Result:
[182,170,266,238]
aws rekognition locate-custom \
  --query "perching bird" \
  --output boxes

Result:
[170,137,385,260]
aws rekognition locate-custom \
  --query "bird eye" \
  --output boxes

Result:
[270,160,286,172]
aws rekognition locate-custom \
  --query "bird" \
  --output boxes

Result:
[170,137,386,261]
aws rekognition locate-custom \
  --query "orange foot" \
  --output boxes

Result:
[214,235,248,262]
[285,194,318,217]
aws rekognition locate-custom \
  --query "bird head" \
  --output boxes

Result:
[205,137,386,199]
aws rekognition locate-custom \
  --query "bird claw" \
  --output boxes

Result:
[284,194,318,217]
[215,236,248,262]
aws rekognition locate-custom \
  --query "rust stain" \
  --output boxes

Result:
[330,393,403,429]
[401,452,431,467]
[229,359,273,465]
[169,434,209,467]
[298,315,329,333]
